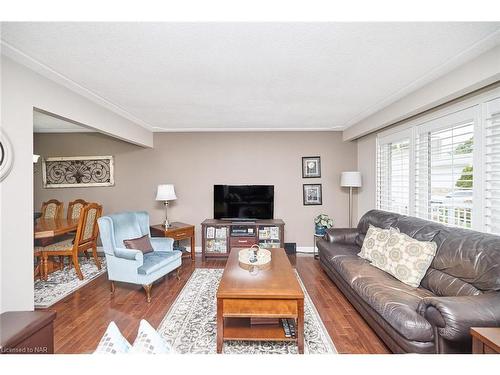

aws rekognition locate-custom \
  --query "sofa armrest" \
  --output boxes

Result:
[150,237,174,252]
[113,247,144,263]
[417,293,500,341]
[324,228,359,245]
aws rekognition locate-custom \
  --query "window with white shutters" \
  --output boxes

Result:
[377,135,411,215]
[414,108,476,229]
[484,97,500,234]
[375,88,500,234]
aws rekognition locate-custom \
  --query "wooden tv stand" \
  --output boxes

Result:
[201,219,285,260]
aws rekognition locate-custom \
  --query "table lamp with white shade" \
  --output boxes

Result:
[340,171,362,228]
[156,184,177,228]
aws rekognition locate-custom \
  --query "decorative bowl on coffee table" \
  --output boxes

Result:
[238,245,272,270]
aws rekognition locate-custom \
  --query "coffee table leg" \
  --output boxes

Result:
[217,298,223,353]
[297,299,304,354]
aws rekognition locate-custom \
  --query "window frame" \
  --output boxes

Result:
[377,129,413,216]
[375,86,500,233]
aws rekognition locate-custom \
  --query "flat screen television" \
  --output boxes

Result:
[214,185,274,220]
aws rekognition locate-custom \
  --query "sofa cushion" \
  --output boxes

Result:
[354,233,365,247]
[357,210,398,234]
[317,240,358,262]
[330,254,435,342]
[371,229,437,288]
[358,224,391,263]
[138,251,181,275]
[420,268,482,297]
[429,227,500,292]
[393,215,442,242]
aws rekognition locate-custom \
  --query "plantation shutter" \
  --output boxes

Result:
[484,97,500,234]
[414,107,476,228]
[377,134,411,215]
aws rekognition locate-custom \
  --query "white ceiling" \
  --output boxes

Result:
[33,110,93,133]
[3,22,500,132]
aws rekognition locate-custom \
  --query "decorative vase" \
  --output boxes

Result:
[315,224,327,236]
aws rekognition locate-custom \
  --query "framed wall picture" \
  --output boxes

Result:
[42,155,115,188]
[302,156,321,178]
[303,184,322,205]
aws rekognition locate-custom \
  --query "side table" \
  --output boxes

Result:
[471,327,500,354]
[313,234,323,260]
[150,222,196,261]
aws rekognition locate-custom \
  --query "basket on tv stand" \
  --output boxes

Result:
[201,219,285,261]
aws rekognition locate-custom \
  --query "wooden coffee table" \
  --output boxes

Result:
[216,248,304,353]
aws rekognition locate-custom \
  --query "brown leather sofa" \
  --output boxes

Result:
[317,209,500,353]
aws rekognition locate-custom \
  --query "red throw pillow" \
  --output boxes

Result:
[123,234,154,254]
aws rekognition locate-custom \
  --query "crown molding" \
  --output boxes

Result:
[34,128,95,133]
[342,28,500,130]
[152,126,345,132]
[0,40,154,132]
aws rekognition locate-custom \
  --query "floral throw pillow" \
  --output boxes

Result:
[374,228,438,288]
[358,224,391,263]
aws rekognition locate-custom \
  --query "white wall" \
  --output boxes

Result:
[0,56,151,313]
[355,83,500,225]
[356,133,377,222]
[353,46,500,223]
[344,45,500,141]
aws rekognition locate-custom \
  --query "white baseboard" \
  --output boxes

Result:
[184,246,316,254]
[98,246,316,254]
[296,246,315,253]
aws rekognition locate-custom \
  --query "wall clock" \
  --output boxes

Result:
[0,129,14,182]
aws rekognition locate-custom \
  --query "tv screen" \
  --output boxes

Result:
[214,185,274,220]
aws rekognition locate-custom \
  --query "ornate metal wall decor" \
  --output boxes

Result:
[0,129,14,182]
[42,156,114,188]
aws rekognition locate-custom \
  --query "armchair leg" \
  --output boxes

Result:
[143,284,152,303]
[176,267,181,280]
[110,281,115,294]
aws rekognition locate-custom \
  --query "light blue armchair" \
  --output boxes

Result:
[98,211,182,302]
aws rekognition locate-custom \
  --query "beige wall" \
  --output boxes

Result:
[34,131,357,248]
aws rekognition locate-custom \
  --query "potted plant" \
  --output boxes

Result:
[314,214,333,235]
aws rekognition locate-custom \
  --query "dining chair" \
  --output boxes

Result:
[35,203,103,280]
[67,199,88,220]
[41,199,64,219]
[64,199,90,265]
[34,248,43,280]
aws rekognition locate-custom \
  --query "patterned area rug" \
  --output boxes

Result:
[34,257,107,308]
[157,268,337,354]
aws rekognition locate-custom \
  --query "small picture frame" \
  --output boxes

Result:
[302,156,321,178]
[303,184,322,205]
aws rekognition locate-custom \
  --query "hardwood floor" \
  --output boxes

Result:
[46,254,390,354]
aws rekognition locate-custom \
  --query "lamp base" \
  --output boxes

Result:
[163,201,172,228]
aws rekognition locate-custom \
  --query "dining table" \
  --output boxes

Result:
[34,217,80,279]
[35,217,79,241]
